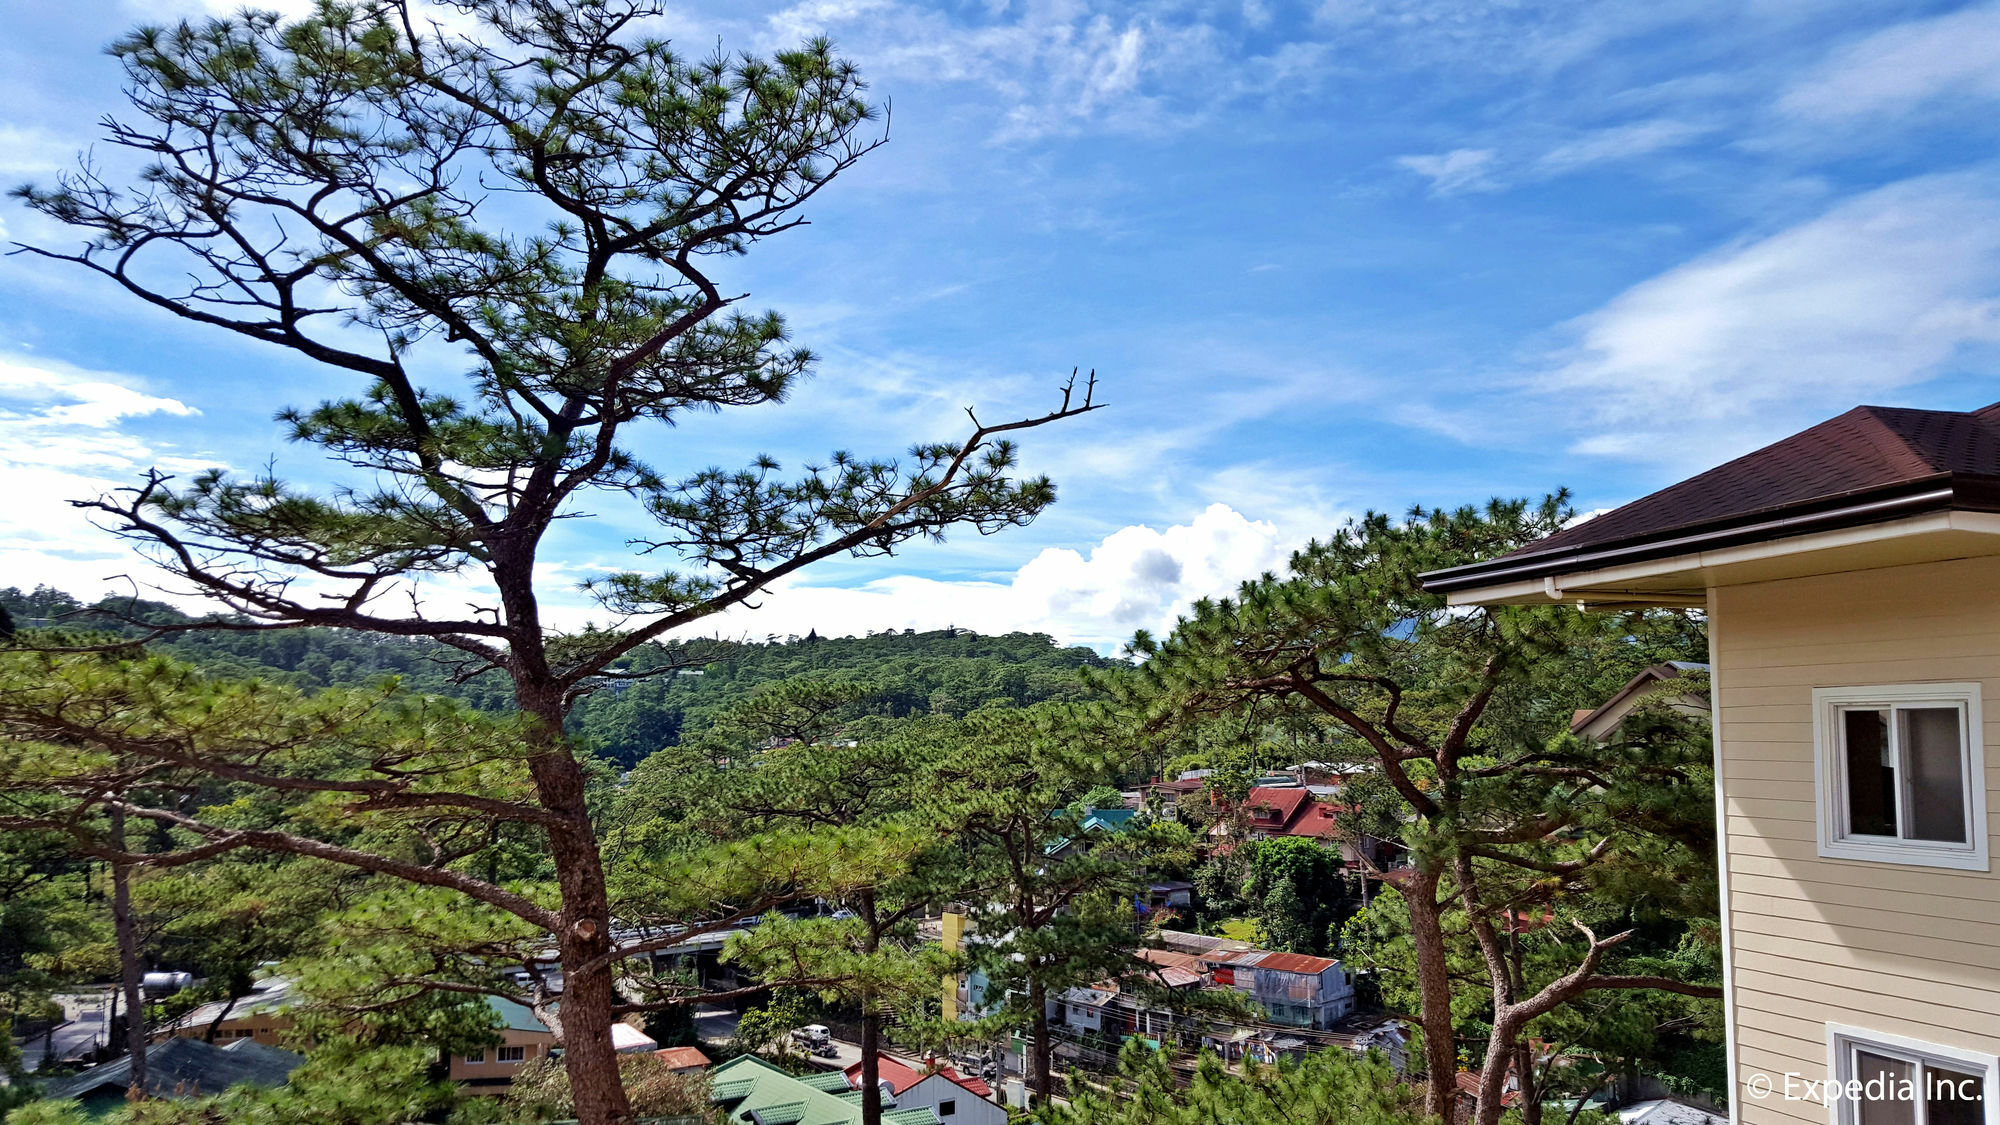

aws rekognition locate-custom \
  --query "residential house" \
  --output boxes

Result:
[158,974,297,1047]
[1043,807,1140,862]
[1057,933,1357,1038]
[1208,786,1391,871]
[1205,786,1336,844]
[1144,770,1212,819]
[1319,1011,1411,1072]
[707,1054,942,1125]
[1055,949,1208,1044]
[44,1036,300,1115]
[162,976,648,1093]
[1425,397,2000,1125]
[450,999,564,1091]
[843,1053,1005,1125]
[1572,661,1713,743]
[1192,946,1357,1029]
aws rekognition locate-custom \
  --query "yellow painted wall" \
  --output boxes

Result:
[1713,555,2000,1125]
[942,909,965,1021]
[446,1026,560,1086]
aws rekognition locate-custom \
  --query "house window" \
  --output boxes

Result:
[497,1046,525,1063]
[1814,685,1988,872]
[940,1100,957,1117]
[1828,1026,1996,1125]
[464,1050,485,1064]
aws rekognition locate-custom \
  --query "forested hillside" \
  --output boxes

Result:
[0,586,1114,767]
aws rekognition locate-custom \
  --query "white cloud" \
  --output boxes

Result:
[0,352,208,598]
[1537,172,2000,463]
[1779,4,2000,122]
[746,0,1336,142]
[1396,148,1497,196]
[0,124,78,180]
[1537,118,1712,174]
[685,503,1298,651]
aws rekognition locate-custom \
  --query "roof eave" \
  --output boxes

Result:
[1434,505,2000,608]
[1423,474,2000,605]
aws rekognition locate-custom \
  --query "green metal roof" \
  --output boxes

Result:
[796,1064,852,1088]
[752,1099,807,1124]
[485,996,550,1034]
[705,1056,934,1125]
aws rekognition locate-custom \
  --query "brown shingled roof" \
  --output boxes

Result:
[1425,400,2000,593]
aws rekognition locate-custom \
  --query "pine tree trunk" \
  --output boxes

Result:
[860,1002,882,1125]
[1405,867,1458,1119]
[1474,1021,1519,1125]
[1028,976,1052,1105]
[109,807,147,1100]
[1517,1041,1542,1125]
[518,677,632,1125]
[860,892,883,1125]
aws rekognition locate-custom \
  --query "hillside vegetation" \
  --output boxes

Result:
[0,586,1114,767]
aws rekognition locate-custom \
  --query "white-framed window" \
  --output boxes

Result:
[1813,684,1988,872]
[1827,1025,1997,1125]
[464,1050,485,1064]
[497,1045,525,1063]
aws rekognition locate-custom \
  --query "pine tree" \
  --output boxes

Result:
[12,4,1095,1120]
[1111,498,1720,1120]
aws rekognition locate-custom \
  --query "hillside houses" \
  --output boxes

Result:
[1050,928,1366,1063]
[843,1054,1005,1125]
[708,1054,1000,1125]
[157,975,656,1094]
[1152,930,1358,1028]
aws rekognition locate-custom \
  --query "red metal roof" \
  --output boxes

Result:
[844,1054,992,1100]
[1136,948,1204,973]
[1244,787,1309,824]
[1252,951,1340,974]
[653,1046,710,1070]
[1270,799,1342,838]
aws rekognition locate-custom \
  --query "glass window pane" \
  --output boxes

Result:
[1926,1063,1985,1125]
[1855,1051,1916,1125]
[1901,707,1968,844]
[1845,709,1897,837]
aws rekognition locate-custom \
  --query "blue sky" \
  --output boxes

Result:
[5,0,2000,651]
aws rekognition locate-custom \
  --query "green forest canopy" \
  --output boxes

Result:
[0,586,1115,768]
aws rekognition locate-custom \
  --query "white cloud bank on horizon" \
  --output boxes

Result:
[1538,171,2000,464]
[683,502,1301,652]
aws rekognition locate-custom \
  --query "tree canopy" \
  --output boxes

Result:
[12,2,1098,1118]
[1107,498,1719,1120]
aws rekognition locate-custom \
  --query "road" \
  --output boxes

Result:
[692,1004,739,1047]
[16,991,115,1072]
